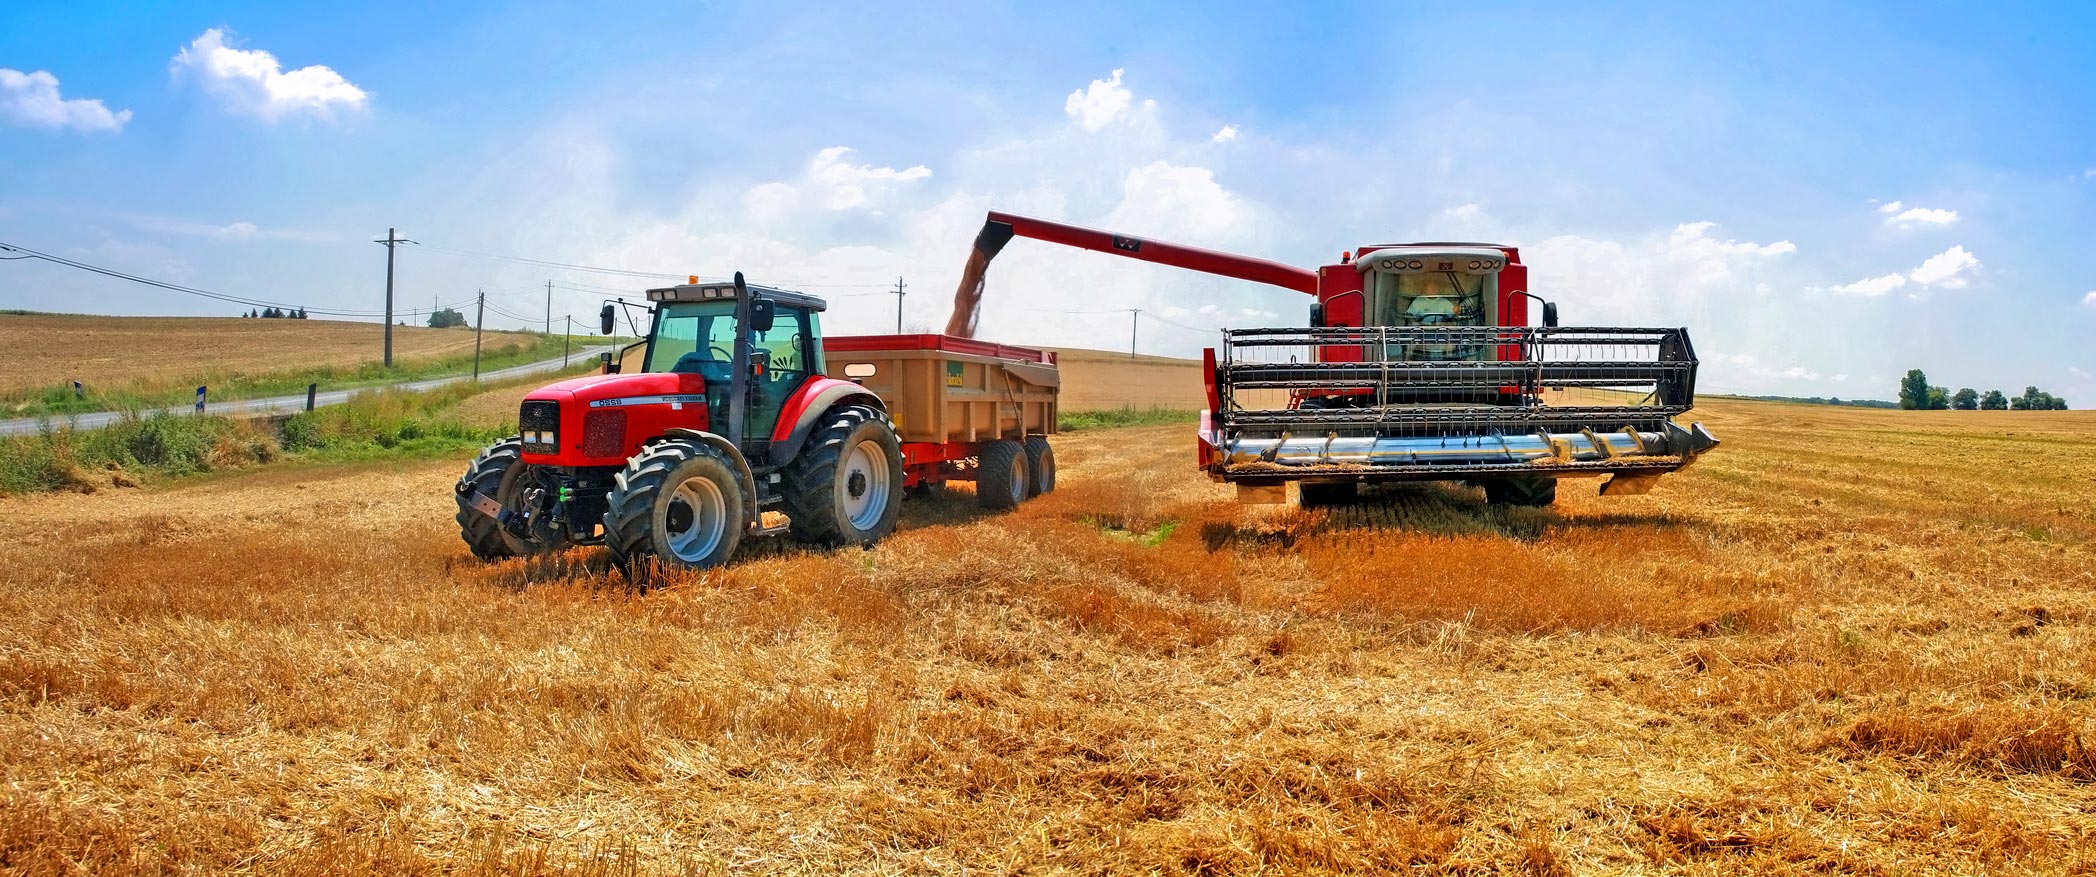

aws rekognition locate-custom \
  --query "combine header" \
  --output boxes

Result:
[950,212,1719,506]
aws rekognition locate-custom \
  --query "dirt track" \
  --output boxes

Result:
[3,399,2095,873]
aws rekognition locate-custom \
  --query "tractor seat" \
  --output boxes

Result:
[671,352,732,381]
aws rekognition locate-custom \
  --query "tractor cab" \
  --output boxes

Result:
[626,279,829,455]
[1351,244,1510,362]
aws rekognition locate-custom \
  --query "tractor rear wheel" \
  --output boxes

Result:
[454,436,549,560]
[604,439,746,572]
[976,439,1028,511]
[783,404,905,546]
[1297,481,1358,508]
[1023,436,1056,497]
[1483,476,1558,507]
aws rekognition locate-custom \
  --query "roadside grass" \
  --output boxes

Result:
[0,332,616,418]
[1059,405,1198,431]
[0,363,596,495]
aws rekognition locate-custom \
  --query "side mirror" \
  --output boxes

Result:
[599,303,616,335]
[599,351,617,374]
[1542,302,1560,328]
[749,296,776,334]
[1308,302,1324,328]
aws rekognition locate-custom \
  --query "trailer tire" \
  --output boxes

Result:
[1297,481,1358,508]
[976,439,1028,511]
[455,437,550,561]
[1483,476,1557,507]
[1023,436,1055,497]
[783,404,905,546]
[604,439,746,573]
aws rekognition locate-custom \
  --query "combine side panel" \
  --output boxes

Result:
[1209,326,1718,489]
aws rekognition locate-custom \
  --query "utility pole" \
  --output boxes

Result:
[472,289,486,381]
[891,276,906,333]
[374,228,410,366]
[1127,308,1141,357]
[545,280,553,335]
[563,315,572,366]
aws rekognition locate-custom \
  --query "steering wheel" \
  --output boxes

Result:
[710,345,731,361]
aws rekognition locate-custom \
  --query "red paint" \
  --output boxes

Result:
[519,371,709,467]
[989,211,1319,295]
[767,376,877,444]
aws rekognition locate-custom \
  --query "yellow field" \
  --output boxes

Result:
[0,313,541,398]
[3,396,2093,874]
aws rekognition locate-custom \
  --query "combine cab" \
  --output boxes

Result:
[952,213,1719,505]
[453,273,1058,574]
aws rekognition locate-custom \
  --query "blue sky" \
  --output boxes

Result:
[2,1,2093,400]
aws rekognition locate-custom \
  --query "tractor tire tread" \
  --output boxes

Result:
[781,404,902,545]
[603,438,713,571]
[455,437,528,561]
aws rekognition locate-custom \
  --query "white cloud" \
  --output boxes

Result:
[1907,244,1980,287]
[1876,201,1903,214]
[1831,272,1907,297]
[1064,68,1132,131]
[2084,169,2096,180]
[1885,206,1958,227]
[1211,124,1239,143]
[170,28,368,121]
[1524,221,1795,326]
[2082,291,2096,309]
[744,146,932,219]
[1444,203,1482,220]
[0,68,130,132]
[129,215,337,243]
[1105,161,1249,241]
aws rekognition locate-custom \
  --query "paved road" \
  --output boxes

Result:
[0,347,613,437]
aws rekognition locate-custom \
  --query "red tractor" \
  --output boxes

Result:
[953,212,1719,506]
[454,273,1059,571]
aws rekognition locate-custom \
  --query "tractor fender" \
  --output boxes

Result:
[658,428,762,528]
[770,379,887,463]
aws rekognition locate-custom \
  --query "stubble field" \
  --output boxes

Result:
[0,313,544,402]
[2,396,2094,874]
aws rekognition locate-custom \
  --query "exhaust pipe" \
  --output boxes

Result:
[944,219,1015,338]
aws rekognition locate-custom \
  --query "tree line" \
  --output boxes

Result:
[1900,369,2068,410]
[241,307,309,319]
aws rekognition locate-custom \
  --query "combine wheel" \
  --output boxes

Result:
[783,404,905,545]
[604,439,746,572]
[1023,436,1056,497]
[454,436,549,560]
[975,439,1028,511]
[1483,476,1558,507]
[1297,481,1358,508]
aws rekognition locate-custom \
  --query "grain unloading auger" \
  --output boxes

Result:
[950,212,1719,506]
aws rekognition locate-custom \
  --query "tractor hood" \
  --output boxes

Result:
[524,371,706,406]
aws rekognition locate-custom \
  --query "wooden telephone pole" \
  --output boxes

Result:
[472,289,486,380]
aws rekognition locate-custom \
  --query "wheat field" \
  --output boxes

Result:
[0,314,543,399]
[2,398,2093,874]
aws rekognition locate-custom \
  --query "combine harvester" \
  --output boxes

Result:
[949,212,1719,506]
[453,273,1059,572]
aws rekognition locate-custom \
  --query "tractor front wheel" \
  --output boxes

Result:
[454,437,550,560]
[604,439,747,572]
[1483,476,1558,507]
[783,404,905,546]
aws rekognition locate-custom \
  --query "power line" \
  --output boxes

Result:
[0,239,396,317]
[411,242,691,280]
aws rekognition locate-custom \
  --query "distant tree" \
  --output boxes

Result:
[1899,369,1931,410]
[1925,386,1950,410]
[1951,388,1979,410]
[1980,389,2008,410]
[428,307,469,329]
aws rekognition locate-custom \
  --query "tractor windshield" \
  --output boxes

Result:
[645,301,739,374]
[1368,270,1498,361]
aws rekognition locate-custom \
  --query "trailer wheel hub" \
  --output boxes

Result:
[847,471,867,499]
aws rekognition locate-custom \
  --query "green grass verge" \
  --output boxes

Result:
[1058,407,1199,431]
[0,362,600,496]
[5,333,631,418]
